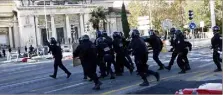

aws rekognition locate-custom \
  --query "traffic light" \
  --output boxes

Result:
[188,10,193,20]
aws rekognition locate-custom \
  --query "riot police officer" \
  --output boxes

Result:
[174,30,192,74]
[211,26,222,72]
[98,31,116,79]
[128,29,160,86]
[95,31,107,78]
[113,32,133,76]
[73,35,102,90]
[78,37,87,79]
[145,30,165,70]
[165,28,178,71]
[47,37,71,79]
[169,28,176,52]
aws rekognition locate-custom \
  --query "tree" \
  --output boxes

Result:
[89,7,107,31]
[121,3,131,38]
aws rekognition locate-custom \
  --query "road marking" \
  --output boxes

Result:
[198,62,213,68]
[0,70,83,90]
[44,82,87,94]
[102,70,210,95]
[197,72,222,81]
[30,80,84,92]
[187,71,211,81]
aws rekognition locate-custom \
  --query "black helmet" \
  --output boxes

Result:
[213,26,220,34]
[112,32,120,39]
[96,31,102,38]
[82,35,90,41]
[50,37,57,45]
[78,37,83,44]
[170,27,176,34]
[131,29,140,38]
[102,31,108,37]
[148,29,155,36]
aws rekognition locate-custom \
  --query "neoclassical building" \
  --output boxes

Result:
[0,0,128,48]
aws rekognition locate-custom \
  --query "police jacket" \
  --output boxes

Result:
[145,35,163,50]
[128,37,148,57]
[48,44,63,59]
[211,33,222,51]
[113,38,125,55]
[73,40,97,61]
[95,37,112,56]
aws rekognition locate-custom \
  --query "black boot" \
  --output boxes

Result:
[154,72,160,81]
[83,76,87,79]
[165,66,171,71]
[178,70,186,74]
[214,69,222,72]
[67,72,71,78]
[110,74,115,79]
[49,75,56,79]
[93,81,102,90]
[139,80,149,86]
[158,66,164,70]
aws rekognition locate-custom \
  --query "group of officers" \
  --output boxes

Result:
[46,25,222,90]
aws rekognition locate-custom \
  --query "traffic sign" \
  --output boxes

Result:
[189,22,196,29]
[200,21,204,27]
[161,19,172,30]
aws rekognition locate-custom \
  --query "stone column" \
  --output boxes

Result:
[66,14,71,44]
[13,15,20,48]
[79,13,84,37]
[35,15,41,46]
[8,27,13,48]
[51,15,57,39]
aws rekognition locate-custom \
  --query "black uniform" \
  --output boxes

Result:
[78,37,87,79]
[95,37,107,78]
[211,32,222,71]
[73,38,102,90]
[113,35,133,75]
[145,34,164,70]
[97,36,115,79]
[47,39,71,79]
[128,35,159,86]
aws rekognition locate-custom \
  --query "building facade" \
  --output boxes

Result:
[0,0,125,48]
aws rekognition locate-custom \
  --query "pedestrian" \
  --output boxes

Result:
[211,26,222,72]
[46,37,71,79]
[73,35,102,90]
[128,29,160,86]
[25,46,27,53]
[2,48,5,57]
[145,30,165,70]
[8,45,11,53]
[95,31,107,78]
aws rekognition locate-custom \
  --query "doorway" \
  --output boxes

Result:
[56,28,65,44]
[41,29,48,46]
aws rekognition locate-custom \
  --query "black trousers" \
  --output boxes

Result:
[213,51,222,70]
[53,58,70,76]
[177,52,187,71]
[183,50,190,69]
[103,54,115,76]
[97,55,107,76]
[116,54,132,74]
[153,49,164,67]
[135,54,157,80]
[168,50,178,67]
[83,61,99,85]
[80,60,87,77]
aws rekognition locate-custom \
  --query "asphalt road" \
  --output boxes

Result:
[0,47,221,94]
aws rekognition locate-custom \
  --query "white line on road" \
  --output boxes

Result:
[44,82,88,94]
